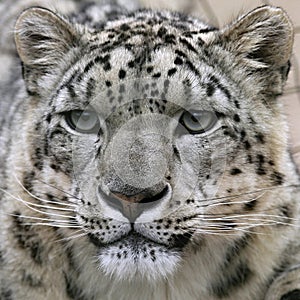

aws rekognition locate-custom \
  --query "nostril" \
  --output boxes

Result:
[97,184,171,221]
[140,185,169,204]
[98,185,124,213]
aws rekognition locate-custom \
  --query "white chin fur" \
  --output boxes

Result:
[97,239,181,282]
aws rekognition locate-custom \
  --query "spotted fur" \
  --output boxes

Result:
[0,1,300,299]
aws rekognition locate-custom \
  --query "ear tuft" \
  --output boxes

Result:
[15,7,78,68]
[220,6,294,68]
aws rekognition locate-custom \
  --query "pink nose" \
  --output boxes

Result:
[110,192,146,203]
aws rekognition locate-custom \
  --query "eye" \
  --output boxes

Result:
[179,110,218,134]
[65,110,100,134]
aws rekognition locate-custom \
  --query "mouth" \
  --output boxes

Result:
[89,229,168,250]
[88,228,193,251]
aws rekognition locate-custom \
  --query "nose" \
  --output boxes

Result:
[99,185,170,222]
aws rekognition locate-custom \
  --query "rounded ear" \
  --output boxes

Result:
[219,6,294,68]
[15,7,79,68]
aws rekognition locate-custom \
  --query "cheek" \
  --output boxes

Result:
[47,129,74,174]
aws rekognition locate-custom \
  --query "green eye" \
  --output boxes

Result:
[65,110,100,134]
[180,110,218,134]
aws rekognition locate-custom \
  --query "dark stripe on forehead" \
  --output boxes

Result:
[208,75,231,100]
[179,37,198,53]
[74,54,112,86]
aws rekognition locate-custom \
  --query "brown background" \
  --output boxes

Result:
[141,0,300,168]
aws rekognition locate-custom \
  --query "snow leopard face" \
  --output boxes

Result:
[13,4,296,286]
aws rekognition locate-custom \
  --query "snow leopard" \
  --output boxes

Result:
[0,0,300,299]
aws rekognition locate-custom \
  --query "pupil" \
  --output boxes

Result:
[190,115,198,123]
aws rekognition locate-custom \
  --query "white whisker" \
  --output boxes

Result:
[13,173,77,208]
[7,212,77,223]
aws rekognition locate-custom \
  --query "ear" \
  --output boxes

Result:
[220,6,294,69]
[15,7,79,71]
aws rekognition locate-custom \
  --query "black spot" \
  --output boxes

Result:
[33,146,44,170]
[22,171,35,193]
[120,24,130,31]
[158,26,167,38]
[280,290,300,300]
[64,273,87,300]
[209,75,231,100]
[174,57,183,65]
[234,100,240,109]
[86,77,96,99]
[11,213,44,265]
[280,205,292,220]
[206,83,215,96]
[244,140,251,150]
[21,270,43,288]
[255,133,265,144]
[271,171,285,185]
[168,68,177,77]
[256,154,266,175]
[211,262,252,297]
[106,89,113,97]
[233,114,240,122]
[128,60,135,68]
[88,233,103,248]
[45,114,52,123]
[230,168,242,175]
[105,81,112,87]
[146,66,153,73]
[152,73,161,78]
[240,130,246,140]
[220,219,237,229]
[171,232,193,248]
[0,287,13,300]
[175,49,187,58]
[103,62,111,71]
[83,60,94,74]
[179,38,197,53]
[0,250,4,264]
[118,69,126,79]
[247,155,253,164]
[164,34,176,45]
[164,80,170,89]
[119,84,125,93]
[244,199,257,211]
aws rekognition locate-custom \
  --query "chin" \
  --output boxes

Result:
[96,233,182,282]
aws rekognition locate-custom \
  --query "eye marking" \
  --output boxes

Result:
[65,110,100,134]
[179,110,219,135]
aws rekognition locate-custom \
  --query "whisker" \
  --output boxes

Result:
[13,173,77,208]
[15,199,76,212]
[35,178,84,202]
[6,212,77,224]
[15,196,77,219]
[202,192,266,209]
[23,222,81,228]
[54,230,88,243]
[194,184,300,204]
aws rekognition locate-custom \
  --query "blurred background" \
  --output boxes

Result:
[141,0,300,168]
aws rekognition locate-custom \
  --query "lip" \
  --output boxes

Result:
[88,227,193,251]
[88,230,167,249]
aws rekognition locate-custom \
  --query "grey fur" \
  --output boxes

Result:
[0,1,299,299]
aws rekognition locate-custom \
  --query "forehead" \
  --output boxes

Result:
[53,13,233,116]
